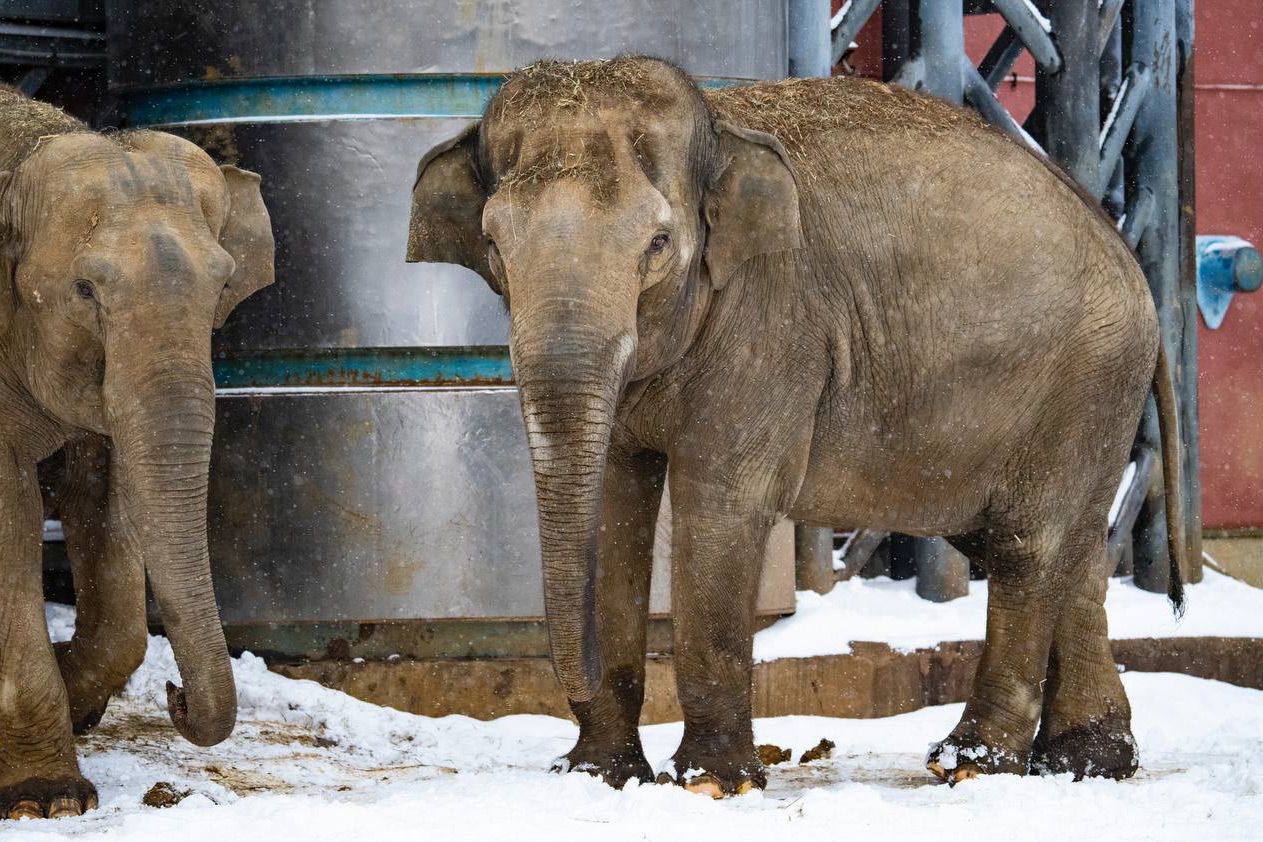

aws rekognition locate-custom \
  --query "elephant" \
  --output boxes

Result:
[406,56,1186,796]
[0,85,274,818]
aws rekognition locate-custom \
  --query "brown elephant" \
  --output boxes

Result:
[407,57,1187,797]
[0,86,274,818]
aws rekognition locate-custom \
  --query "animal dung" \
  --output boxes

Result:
[141,782,191,809]
[757,743,793,766]
[799,738,837,764]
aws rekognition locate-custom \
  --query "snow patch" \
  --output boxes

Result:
[22,571,1263,840]
[753,569,1263,662]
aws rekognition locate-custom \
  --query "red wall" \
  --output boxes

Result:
[844,4,1263,528]
[1192,4,1263,529]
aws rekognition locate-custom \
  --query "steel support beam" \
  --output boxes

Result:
[1120,187,1157,250]
[1100,6,1127,216]
[1108,446,1157,569]
[794,524,836,594]
[791,0,833,78]
[1129,0,1201,591]
[991,0,1061,73]
[917,0,964,103]
[979,25,1025,90]
[1034,1,1100,190]
[964,55,1044,153]
[831,0,883,67]
[1098,63,1151,198]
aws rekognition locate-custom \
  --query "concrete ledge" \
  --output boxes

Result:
[271,637,1263,724]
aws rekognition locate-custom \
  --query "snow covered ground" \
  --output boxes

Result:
[754,567,1263,660]
[5,597,1262,841]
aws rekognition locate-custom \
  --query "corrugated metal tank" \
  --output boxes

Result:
[104,1,794,648]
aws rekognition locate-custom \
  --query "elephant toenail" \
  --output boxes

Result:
[682,776,725,799]
[48,797,81,818]
[9,799,43,820]
[950,767,980,785]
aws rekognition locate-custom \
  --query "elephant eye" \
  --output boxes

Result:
[487,240,505,276]
[647,232,670,255]
[74,280,97,301]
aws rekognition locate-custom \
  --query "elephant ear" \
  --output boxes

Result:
[405,121,494,290]
[703,121,803,291]
[214,165,276,329]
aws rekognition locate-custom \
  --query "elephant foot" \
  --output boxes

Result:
[54,642,117,735]
[1030,719,1138,781]
[0,775,98,820]
[656,746,765,798]
[551,740,653,789]
[926,731,1027,785]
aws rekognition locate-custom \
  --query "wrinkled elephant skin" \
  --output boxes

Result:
[407,59,1183,794]
[0,86,274,818]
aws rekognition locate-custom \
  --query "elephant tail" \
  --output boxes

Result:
[1153,339,1187,616]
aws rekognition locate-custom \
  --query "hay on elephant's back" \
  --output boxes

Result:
[705,76,993,164]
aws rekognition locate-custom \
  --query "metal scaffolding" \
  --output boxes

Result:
[790,0,1200,599]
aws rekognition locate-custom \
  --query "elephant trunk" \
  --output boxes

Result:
[511,301,636,706]
[106,352,235,747]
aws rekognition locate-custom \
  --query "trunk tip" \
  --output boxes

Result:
[166,680,237,747]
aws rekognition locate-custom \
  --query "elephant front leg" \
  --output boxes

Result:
[557,447,665,789]
[660,475,773,798]
[1,447,98,819]
[52,436,148,733]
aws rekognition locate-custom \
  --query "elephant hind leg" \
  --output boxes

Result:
[1031,534,1137,780]
[48,436,148,734]
[928,510,1104,784]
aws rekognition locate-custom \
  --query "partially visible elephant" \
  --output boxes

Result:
[0,86,274,818]
[407,57,1185,796]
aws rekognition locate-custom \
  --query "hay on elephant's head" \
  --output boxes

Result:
[498,151,617,204]
[488,60,678,204]
[493,57,678,123]
[0,85,89,171]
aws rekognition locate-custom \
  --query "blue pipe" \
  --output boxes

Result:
[212,347,514,390]
[122,73,753,126]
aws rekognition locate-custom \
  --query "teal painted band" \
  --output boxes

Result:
[212,347,514,389]
[123,73,754,126]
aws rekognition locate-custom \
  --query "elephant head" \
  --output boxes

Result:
[406,57,801,707]
[0,128,274,745]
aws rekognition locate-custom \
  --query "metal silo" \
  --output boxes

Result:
[105,1,794,656]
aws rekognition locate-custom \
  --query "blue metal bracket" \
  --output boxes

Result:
[1196,235,1263,329]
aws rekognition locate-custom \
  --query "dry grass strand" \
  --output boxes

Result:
[705,76,994,171]
[495,57,674,119]
[0,84,88,171]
